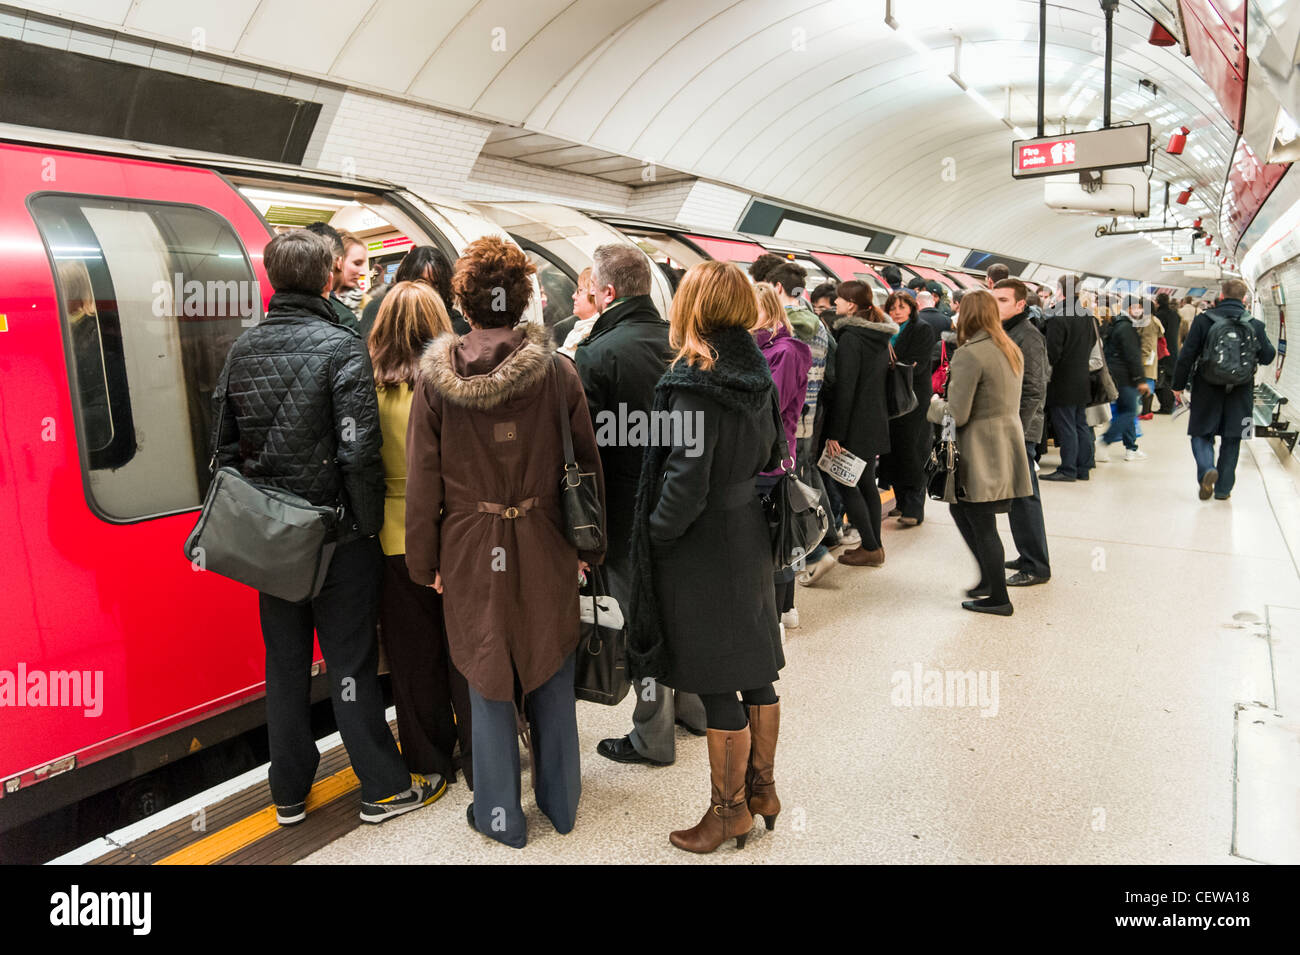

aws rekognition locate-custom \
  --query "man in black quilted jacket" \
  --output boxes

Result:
[213,229,441,826]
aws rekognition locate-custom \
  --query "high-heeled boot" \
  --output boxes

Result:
[745,702,780,829]
[669,726,753,853]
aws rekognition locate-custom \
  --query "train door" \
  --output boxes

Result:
[0,142,279,800]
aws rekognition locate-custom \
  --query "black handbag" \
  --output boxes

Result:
[885,344,919,419]
[924,412,964,503]
[183,386,340,604]
[552,358,603,552]
[574,567,631,706]
[760,393,828,570]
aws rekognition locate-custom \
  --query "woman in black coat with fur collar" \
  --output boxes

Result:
[628,262,784,856]
[823,280,898,566]
[878,291,936,525]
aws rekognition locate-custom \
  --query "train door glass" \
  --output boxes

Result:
[621,232,706,290]
[31,194,260,521]
[516,241,578,328]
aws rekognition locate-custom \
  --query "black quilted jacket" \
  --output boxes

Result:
[212,291,384,542]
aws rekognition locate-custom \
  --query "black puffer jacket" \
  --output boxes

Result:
[213,291,384,543]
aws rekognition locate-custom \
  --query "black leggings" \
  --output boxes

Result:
[700,686,779,731]
[950,501,1009,604]
[839,457,881,549]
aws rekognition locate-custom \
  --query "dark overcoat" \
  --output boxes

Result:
[1172,299,1276,438]
[823,313,899,459]
[574,295,671,575]
[879,317,936,488]
[1044,303,1096,407]
[404,322,606,702]
[627,327,784,694]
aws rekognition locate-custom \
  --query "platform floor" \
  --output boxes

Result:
[298,413,1299,864]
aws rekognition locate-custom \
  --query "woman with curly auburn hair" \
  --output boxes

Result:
[627,260,786,854]
[404,236,606,848]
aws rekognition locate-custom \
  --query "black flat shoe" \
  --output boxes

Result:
[887,507,902,517]
[962,599,1014,616]
[1006,571,1049,587]
[965,584,990,598]
[596,735,671,766]
[675,719,707,737]
[1040,471,1076,482]
[1004,559,1023,571]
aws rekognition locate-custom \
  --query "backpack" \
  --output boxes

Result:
[1198,311,1258,389]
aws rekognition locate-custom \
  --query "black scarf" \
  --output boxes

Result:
[626,325,777,679]
[267,291,340,324]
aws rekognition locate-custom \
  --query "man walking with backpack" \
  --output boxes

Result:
[1172,279,1276,500]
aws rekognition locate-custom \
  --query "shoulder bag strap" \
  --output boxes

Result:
[553,356,579,476]
[209,366,230,474]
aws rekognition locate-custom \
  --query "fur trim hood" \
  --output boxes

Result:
[418,321,555,410]
[833,313,899,336]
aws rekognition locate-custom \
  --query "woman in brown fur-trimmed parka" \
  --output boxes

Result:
[405,237,605,849]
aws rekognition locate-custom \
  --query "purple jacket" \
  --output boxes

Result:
[755,325,812,475]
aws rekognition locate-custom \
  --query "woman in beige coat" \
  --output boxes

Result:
[927,289,1033,616]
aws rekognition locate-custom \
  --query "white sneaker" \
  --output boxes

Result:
[781,608,800,630]
[1095,443,1111,463]
[1124,448,1148,462]
[796,552,837,587]
[838,527,861,548]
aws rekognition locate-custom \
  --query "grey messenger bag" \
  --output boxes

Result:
[183,387,341,604]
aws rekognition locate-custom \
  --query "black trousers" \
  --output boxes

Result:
[839,456,882,549]
[950,501,1010,604]
[259,535,409,805]
[700,685,779,731]
[379,554,473,787]
[1006,441,1050,578]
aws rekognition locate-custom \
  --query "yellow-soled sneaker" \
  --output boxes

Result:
[359,773,446,824]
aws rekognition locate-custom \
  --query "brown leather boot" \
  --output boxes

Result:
[837,545,884,567]
[669,727,754,853]
[746,702,780,830]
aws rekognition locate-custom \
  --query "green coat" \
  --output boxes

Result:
[927,331,1033,503]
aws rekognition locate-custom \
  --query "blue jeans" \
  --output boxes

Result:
[1191,435,1242,496]
[1101,385,1139,451]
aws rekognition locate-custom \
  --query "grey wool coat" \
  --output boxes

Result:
[926,330,1033,503]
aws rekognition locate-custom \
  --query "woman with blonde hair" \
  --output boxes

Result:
[553,267,601,357]
[369,281,472,791]
[628,261,785,854]
[927,289,1033,616]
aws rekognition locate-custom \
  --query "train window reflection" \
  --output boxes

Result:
[33,195,260,521]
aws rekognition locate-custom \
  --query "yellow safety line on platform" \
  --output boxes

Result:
[155,765,360,866]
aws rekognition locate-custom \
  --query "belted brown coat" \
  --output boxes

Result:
[404,321,605,702]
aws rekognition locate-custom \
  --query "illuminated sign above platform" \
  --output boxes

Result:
[1011,125,1151,180]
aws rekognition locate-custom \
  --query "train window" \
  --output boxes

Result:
[31,194,261,522]
[515,243,577,328]
[622,232,705,287]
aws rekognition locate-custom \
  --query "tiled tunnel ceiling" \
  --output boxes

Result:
[11,0,1242,276]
